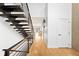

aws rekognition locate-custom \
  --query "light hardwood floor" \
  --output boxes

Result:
[28,33,79,56]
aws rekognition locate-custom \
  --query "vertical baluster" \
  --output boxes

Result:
[27,39,29,53]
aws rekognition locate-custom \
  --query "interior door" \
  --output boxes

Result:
[56,18,71,48]
[48,3,72,48]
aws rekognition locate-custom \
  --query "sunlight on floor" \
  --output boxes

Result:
[35,32,41,43]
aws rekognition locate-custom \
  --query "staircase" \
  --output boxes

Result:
[0,3,34,56]
[0,3,34,37]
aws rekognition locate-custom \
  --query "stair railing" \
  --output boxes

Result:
[3,34,33,56]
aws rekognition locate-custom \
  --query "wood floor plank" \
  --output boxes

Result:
[28,32,79,56]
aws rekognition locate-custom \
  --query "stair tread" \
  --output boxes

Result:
[0,5,23,12]
[6,20,28,23]
[10,24,29,26]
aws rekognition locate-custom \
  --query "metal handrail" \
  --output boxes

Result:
[26,4,34,43]
[9,34,32,49]
[3,34,33,56]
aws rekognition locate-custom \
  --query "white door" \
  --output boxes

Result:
[48,3,72,48]
[56,19,71,48]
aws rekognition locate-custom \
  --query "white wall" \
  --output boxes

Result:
[28,3,46,17]
[0,17,24,52]
[28,3,46,29]
[48,3,72,48]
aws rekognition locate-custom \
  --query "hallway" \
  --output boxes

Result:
[28,32,79,56]
[0,3,79,56]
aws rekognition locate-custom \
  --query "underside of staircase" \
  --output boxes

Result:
[0,3,34,56]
